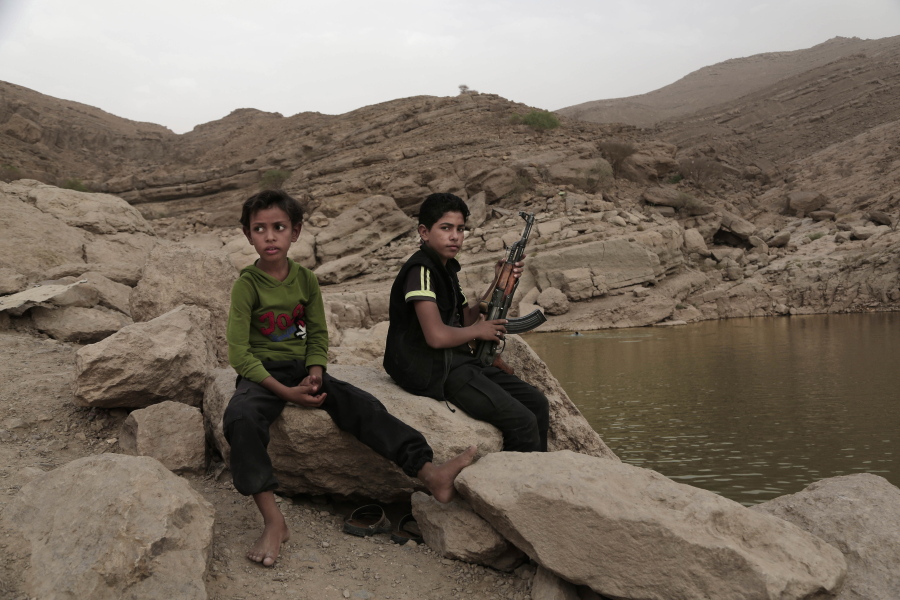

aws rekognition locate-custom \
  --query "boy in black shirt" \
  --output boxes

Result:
[385,193,549,452]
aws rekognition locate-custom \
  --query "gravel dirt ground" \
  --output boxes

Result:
[0,330,536,600]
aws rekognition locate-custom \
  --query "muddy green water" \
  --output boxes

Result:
[523,313,900,506]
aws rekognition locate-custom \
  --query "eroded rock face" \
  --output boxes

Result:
[130,242,236,362]
[119,401,207,473]
[411,492,526,572]
[75,305,214,408]
[315,195,414,263]
[4,454,214,600]
[456,451,846,600]
[25,184,154,235]
[753,473,900,600]
[0,185,89,280]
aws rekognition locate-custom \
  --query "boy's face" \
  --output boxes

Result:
[244,205,303,268]
[418,210,466,264]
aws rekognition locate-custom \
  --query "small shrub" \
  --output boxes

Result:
[0,164,22,182]
[675,303,687,310]
[578,160,613,193]
[678,156,720,189]
[458,84,477,95]
[510,110,560,131]
[808,232,826,241]
[60,178,88,192]
[597,140,637,178]
[260,169,291,190]
[667,173,684,184]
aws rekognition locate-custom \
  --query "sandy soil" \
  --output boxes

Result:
[0,330,535,600]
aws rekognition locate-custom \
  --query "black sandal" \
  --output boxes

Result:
[390,513,424,544]
[343,504,392,537]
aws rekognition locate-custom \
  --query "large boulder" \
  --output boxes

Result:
[119,401,207,474]
[205,330,615,501]
[204,364,503,502]
[456,451,846,600]
[4,454,214,600]
[130,242,236,362]
[788,191,828,216]
[0,185,89,281]
[315,195,414,263]
[719,210,757,240]
[75,305,215,408]
[753,474,900,600]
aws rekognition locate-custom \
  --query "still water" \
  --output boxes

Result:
[523,313,899,506]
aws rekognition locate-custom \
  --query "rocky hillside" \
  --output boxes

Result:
[556,36,900,128]
[1,34,899,330]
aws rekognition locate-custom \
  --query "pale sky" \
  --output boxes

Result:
[0,0,897,134]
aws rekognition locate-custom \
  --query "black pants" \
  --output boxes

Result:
[444,352,549,453]
[223,360,434,496]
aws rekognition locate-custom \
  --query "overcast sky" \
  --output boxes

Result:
[0,0,897,134]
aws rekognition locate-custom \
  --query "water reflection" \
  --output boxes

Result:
[523,313,900,506]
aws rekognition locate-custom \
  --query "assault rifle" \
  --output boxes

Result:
[474,211,547,367]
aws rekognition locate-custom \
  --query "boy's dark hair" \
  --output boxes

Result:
[417,193,470,228]
[239,190,304,228]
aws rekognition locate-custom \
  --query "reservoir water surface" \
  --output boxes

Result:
[523,313,899,506]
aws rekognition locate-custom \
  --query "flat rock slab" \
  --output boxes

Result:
[753,473,900,600]
[4,454,214,600]
[456,451,846,600]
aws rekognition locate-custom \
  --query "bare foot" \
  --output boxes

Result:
[418,445,478,503]
[247,517,290,567]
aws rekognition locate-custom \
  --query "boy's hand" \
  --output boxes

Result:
[299,373,322,394]
[471,314,507,342]
[283,383,326,407]
[494,252,527,279]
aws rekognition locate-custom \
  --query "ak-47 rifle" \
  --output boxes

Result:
[473,211,547,367]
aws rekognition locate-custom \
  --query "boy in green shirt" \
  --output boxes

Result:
[224,190,476,567]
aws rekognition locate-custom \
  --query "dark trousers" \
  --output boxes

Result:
[223,360,434,496]
[444,352,549,453]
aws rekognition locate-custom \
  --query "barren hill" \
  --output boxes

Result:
[557,36,899,128]
[649,37,900,167]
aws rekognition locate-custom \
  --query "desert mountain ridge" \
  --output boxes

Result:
[557,35,900,127]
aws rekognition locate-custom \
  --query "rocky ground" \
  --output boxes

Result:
[0,331,539,600]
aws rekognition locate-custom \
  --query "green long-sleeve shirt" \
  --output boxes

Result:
[226,259,329,383]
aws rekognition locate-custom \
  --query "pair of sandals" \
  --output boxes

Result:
[342,504,423,544]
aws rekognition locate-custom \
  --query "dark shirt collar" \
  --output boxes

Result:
[419,242,461,274]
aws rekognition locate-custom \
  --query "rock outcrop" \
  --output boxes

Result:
[75,305,215,408]
[120,401,207,473]
[753,474,900,600]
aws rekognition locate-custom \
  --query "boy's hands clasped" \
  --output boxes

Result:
[261,366,327,407]
[284,374,326,407]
